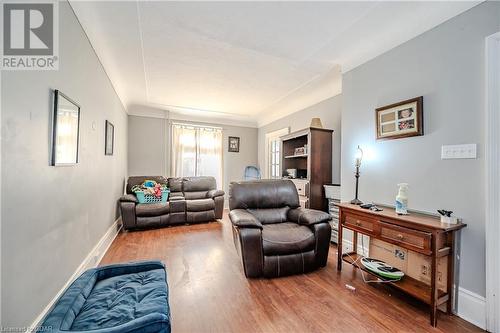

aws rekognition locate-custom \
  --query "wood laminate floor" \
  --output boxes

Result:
[100,212,482,333]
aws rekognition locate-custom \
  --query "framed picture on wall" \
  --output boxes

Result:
[376,96,423,140]
[51,90,81,166]
[105,120,114,155]
[228,136,240,152]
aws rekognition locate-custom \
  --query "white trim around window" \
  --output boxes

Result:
[264,127,289,179]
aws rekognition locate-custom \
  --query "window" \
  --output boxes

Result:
[171,123,223,188]
[269,138,280,178]
[265,128,289,179]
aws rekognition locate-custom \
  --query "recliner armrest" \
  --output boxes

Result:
[229,209,263,229]
[119,194,137,203]
[288,207,331,226]
[207,189,225,198]
[169,196,185,201]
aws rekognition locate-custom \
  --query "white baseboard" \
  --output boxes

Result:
[457,287,486,330]
[28,218,122,332]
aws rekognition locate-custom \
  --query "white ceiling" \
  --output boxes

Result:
[70,1,480,127]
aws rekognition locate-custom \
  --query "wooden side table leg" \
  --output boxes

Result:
[447,232,456,314]
[430,232,439,327]
[353,231,358,254]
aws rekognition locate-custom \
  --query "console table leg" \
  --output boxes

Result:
[353,231,358,254]
[337,214,343,271]
[430,232,439,327]
[447,232,455,314]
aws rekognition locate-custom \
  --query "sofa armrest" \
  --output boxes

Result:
[120,202,137,230]
[207,189,225,198]
[288,207,331,226]
[169,195,185,201]
[119,194,137,203]
[229,209,263,229]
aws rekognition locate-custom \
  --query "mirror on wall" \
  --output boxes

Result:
[51,90,81,166]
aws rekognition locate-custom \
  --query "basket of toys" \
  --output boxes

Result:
[132,180,170,204]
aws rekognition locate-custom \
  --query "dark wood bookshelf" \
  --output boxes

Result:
[281,127,333,211]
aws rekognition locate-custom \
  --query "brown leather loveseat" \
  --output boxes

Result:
[229,179,331,278]
[119,176,224,230]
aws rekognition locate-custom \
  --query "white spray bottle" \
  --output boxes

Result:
[395,183,409,215]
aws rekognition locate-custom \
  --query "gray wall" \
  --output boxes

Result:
[127,115,258,198]
[341,2,500,297]
[258,95,342,183]
[1,1,128,326]
[128,116,167,176]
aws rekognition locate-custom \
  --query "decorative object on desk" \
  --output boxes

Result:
[350,145,363,205]
[285,168,297,178]
[437,209,459,224]
[51,90,81,166]
[105,120,114,155]
[228,136,240,152]
[376,96,423,140]
[360,203,383,211]
[310,117,323,128]
[395,183,409,215]
[360,257,405,280]
[294,146,306,155]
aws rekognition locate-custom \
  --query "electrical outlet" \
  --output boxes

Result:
[441,144,477,159]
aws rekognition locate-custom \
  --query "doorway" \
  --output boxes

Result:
[485,31,500,333]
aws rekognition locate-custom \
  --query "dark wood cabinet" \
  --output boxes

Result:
[281,127,333,211]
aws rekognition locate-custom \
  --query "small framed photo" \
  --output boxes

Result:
[105,120,114,155]
[228,136,240,152]
[376,96,423,140]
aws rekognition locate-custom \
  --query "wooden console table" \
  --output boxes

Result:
[336,203,466,327]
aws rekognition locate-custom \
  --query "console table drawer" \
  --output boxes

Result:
[380,222,432,255]
[344,214,376,235]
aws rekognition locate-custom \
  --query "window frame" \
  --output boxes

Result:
[264,127,289,179]
[170,122,224,188]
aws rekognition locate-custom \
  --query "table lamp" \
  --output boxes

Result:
[350,145,363,205]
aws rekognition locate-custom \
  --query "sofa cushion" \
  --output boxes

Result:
[247,207,289,225]
[169,191,184,200]
[262,222,315,256]
[71,268,168,331]
[136,202,170,217]
[183,176,216,192]
[186,210,216,223]
[186,198,215,212]
[184,191,208,200]
[167,177,184,192]
[229,179,300,210]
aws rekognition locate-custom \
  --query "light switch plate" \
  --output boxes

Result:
[441,144,477,159]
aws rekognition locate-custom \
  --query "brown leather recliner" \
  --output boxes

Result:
[229,179,332,278]
[119,176,224,230]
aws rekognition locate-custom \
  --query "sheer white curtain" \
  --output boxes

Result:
[171,123,223,188]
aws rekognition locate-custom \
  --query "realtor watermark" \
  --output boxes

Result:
[1,1,59,70]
